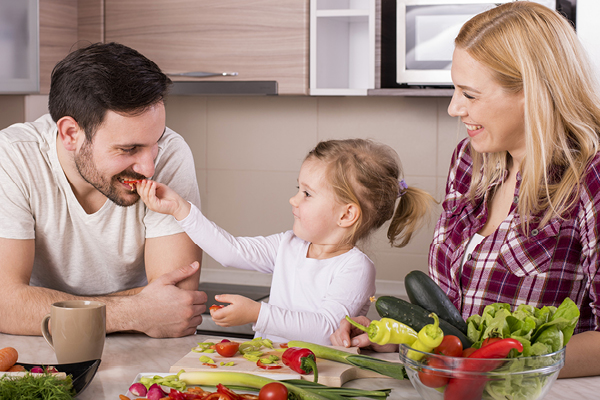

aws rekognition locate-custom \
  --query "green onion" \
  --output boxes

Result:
[180,371,330,400]
[287,340,406,380]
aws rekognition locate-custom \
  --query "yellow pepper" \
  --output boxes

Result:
[407,313,444,361]
[345,315,418,345]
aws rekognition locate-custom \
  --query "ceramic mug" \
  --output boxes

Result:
[41,300,106,364]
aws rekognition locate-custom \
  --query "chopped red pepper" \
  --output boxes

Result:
[282,347,319,382]
[202,362,218,368]
[217,384,243,400]
[256,360,282,370]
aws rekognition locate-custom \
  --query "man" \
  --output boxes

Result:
[0,42,206,337]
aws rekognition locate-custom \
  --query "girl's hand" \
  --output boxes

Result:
[210,294,261,327]
[136,180,191,221]
[330,316,399,352]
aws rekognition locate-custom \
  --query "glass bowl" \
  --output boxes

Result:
[399,343,565,400]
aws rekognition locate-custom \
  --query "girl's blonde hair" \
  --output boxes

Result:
[455,1,600,232]
[305,139,435,247]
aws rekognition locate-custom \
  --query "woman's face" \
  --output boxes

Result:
[448,48,526,163]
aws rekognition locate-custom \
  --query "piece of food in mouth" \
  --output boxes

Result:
[122,179,142,191]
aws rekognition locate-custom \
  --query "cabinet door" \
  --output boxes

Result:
[105,0,309,95]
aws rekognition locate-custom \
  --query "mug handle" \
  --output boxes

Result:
[41,314,54,350]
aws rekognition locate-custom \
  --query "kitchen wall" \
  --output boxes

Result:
[0,94,467,297]
[165,95,466,297]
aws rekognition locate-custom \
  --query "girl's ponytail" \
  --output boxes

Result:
[387,186,436,248]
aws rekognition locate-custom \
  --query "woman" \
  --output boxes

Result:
[331,2,600,378]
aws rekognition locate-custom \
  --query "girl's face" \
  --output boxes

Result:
[289,158,347,246]
[448,47,526,163]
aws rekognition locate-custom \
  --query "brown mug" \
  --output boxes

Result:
[41,300,106,364]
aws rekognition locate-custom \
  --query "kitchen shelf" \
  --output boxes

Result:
[368,88,454,97]
[310,0,376,96]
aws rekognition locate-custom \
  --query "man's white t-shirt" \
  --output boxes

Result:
[0,114,200,295]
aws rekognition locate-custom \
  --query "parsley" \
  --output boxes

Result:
[0,374,74,399]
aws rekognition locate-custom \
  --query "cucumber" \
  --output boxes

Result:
[376,295,472,349]
[405,270,468,334]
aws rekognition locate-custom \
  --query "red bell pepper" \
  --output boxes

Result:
[444,338,523,400]
[282,347,319,382]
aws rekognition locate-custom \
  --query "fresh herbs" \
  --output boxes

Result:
[0,373,74,400]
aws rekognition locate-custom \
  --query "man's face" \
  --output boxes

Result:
[74,103,166,207]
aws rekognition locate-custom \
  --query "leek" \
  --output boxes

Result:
[287,341,406,380]
[179,371,391,400]
[179,371,329,400]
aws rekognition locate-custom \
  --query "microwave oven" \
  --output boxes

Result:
[389,0,575,87]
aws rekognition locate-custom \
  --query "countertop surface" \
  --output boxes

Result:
[0,332,598,400]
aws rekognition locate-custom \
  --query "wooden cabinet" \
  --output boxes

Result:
[104,0,309,95]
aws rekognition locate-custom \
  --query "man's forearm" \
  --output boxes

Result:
[1,284,138,336]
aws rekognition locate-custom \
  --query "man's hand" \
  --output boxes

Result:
[132,262,207,337]
[210,294,260,327]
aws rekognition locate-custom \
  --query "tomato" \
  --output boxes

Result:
[210,305,225,312]
[461,347,477,357]
[215,341,240,357]
[418,357,449,388]
[258,382,288,400]
[433,335,463,357]
[481,337,502,348]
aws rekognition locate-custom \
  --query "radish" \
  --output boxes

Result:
[147,384,166,400]
[128,382,147,397]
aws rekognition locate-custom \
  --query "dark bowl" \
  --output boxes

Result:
[18,359,101,397]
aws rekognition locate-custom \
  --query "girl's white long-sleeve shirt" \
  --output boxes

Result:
[179,203,376,345]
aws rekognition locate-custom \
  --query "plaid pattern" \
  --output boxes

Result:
[429,139,599,333]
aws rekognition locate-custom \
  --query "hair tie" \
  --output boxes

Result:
[398,179,408,198]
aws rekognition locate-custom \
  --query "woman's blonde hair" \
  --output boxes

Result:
[455,1,600,232]
[305,139,435,247]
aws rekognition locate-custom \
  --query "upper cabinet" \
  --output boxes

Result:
[104,0,309,95]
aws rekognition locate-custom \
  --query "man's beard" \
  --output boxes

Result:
[74,139,143,207]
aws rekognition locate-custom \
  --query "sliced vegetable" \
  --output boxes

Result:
[282,347,319,382]
[404,270,467,334]
[257,360,282,370]
[345,316,418,346]
[375,296,472,349]
[287,340,406,380]
[210,305,225,312]
[216,341,240,357]
[407,313,444,361]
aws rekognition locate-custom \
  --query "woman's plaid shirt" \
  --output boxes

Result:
[429,139,599,334]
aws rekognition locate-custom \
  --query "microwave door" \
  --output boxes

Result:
[396,0,511,86]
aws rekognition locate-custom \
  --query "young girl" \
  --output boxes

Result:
[137,138,435,345]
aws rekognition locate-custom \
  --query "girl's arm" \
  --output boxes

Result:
[139,181,282,273]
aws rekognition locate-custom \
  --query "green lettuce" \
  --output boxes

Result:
[465,298,580,399]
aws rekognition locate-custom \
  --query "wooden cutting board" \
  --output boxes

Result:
[170,337,401,386]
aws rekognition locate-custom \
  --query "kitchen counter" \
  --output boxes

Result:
[0,332,598,400]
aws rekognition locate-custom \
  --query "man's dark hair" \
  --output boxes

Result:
[48,42,172,141]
